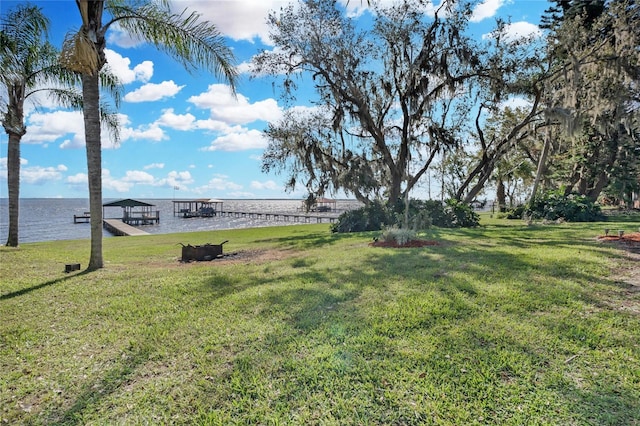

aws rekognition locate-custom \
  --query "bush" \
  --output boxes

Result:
[381,227,417,246]
[443,199,480,228]
[507,191,605,222]
[332,198,479,233]
[331,201,391,233]
[505,204,526,219]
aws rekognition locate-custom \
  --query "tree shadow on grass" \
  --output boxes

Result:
[189,229,638,422]
[49,340,153,425]
[253,230,365,249]
[0,270,90,301]
[555,372,640,425]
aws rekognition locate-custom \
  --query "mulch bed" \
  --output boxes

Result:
[369,239,440,248]
[598,231,640,244]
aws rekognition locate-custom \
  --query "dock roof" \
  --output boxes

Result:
[103,198,155,207]
[172,198,223,203]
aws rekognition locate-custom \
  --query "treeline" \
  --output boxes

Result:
[256,0,639,229]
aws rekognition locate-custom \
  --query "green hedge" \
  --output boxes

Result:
[507,191,605,222]
[331,199,479,233]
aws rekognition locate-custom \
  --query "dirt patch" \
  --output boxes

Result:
[597,232,640,306]
[178,248,295,266]
[369,239,440,248]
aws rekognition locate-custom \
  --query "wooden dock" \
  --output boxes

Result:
[103,219,150,236]
[73,212,91,223]
[215,210,338,223]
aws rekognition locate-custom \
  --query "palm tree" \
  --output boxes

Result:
[0,5,84,247]
[60,0,238,271]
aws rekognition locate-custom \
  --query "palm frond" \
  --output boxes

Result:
[42,87,84,110]
[99,68,122,108]
[59,30,100,75]
[105,0,238,92]
[1,4,50,84]
[100,101,121,144]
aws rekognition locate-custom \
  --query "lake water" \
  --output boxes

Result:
[0,198,362,244]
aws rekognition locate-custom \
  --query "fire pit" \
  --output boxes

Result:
[180,240,228,262]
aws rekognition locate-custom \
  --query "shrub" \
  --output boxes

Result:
[507,191,605,222]
[332,198,480,233]
[505,204,526,219]
[331,201,391,233]
[444,199,480,228]
[381,227,417,246]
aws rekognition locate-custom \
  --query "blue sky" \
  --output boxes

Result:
[0,0,550,199]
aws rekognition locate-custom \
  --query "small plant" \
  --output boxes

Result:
[381,227,417,246]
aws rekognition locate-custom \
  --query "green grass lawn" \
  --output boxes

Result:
[1,216,639,425]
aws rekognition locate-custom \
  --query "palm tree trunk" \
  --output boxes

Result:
[4,84,26,248]
[82,72,103,270]
[5,132,21,247]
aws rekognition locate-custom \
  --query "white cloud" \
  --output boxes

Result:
[171,0,281,44]
[484,21,542,42]
[340,0,443,19]
[237,61,255,75]
[501,21,542,41]
[0,157,25,180]
[189,84,283,125]
[500,96,533,110]
[77,169,195,193]
[69,170,148,193]
[471,0,506,23]
[22,110,123,150]
[172,0,404,43]
[23,110,84,145]
[106,23,145,48]
[59,137,85,150]
[102,169,133,193]
[104,49,154,84]
[194,119,242,133]
[156,109,196,130]
[201,129,268,152]
[67,173,86,185]
[21,164,67,185]
[120,124,166,142]
[144,163,165,170]
[124,80,184,103]
[122,170,156,184]
[156,170,195,190]
[251,180,280,190]
[193,175,243,194]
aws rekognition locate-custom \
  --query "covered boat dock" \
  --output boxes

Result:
[103,198,160,225]
[173,199,224,218]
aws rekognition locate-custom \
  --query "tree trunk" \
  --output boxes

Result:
[388,168,403,205]
[586,172,609,202]
[586,134,619,202]
[5,131,22,247]
[4,84,26,247]
[82,72,104,270]
[496,179,506,212]
[461,163,493,204]
[529,131,551,205]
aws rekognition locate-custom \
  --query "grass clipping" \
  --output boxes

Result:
[59,30,99,75]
